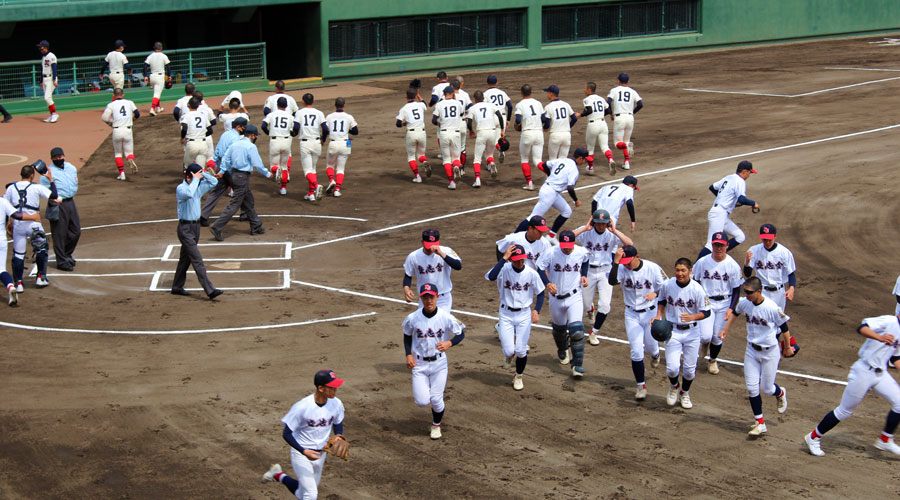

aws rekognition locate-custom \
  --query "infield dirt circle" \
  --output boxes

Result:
[2,35,900,499]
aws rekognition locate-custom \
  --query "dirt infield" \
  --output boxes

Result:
[2,34,900,499]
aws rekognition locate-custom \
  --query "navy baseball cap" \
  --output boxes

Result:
[592,209,611,224]
[314,369,344,388]
[509,244,527,261]
[558,230,576,249]
[711,232,728,245]
[623,175,640,190]
[420,283,439,296]
[231,117,248,127]
[618,73,629,83]
[114,40,125,49]
[572,147,589,159]
[759,224,776,240]
[619,245,638,265]
[529,215,549,232]
[422,229,440,248]
[36,40,49,48]
[737,160,757,173]
[50,147,64,157]
[442,85,455,95]
[244,124,259,135]
[277,96,288,108]
[543,84,560,95]
[185,163,203,174]
[487,75,498,84]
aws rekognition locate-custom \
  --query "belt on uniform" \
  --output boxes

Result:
[676,322,697,330]
[555,288,579,300]
[501,304,523,312]
[868,364,884,373]
[615,113,632,117]
[764,284,784,292]
[60,198,74,203]
[301,137,321,141]
[629,304,656,313]
[750,343,775,351]
[153,72,164,75]
[186,138,202,141]
[440,128,459,132]
[408,128,425,132]
[114,125,132,129]
[111,71,123,74]
[417,352,444,362]
[709,295,727,301]
[178,219,198,224]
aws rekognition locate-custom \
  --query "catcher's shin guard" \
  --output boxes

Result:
[551,323,569,352]
[568,322,585,367]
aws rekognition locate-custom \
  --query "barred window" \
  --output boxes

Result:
[329,10,525,62]
[542,0,698,44]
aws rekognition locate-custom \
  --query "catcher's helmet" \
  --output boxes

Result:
[650,319,673,342]
[498,137,510,152]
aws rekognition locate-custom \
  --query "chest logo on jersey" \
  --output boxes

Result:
[666,296,697,308]
[306,416,334,428]
[503,280,533,292]
[553,262,581,273]
[415,327,445,339]
[624,278,653,290]
[701,270,731,281]
[755,260,785,271]
[527,251,541,261]
[417,262,444,274]
[585,241,610,252]
[746,315,770,327]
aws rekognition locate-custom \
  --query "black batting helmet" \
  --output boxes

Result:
[498,137,510,152]
[650,319,673,342]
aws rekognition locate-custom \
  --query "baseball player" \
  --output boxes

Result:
[466,90,505,187]
[718,276,792,436]
[428,71,450,107]
[262,369,346,498]
[143,42,170,116]
[543,85,577,160]
[486,244,546,390]
[220,90,247,114]
[193,90,220,171]
[804,313,900,457]
[36,41,59,123]
[323,98,358,198]
[0,188,38,305]
[699,160,759,258]
[403,229,461,311]
[513,148,586,238]
[4,164,58,290]
[172,164,222,299]
[296,93,328,201]
[572,210,633,345]
[403,283,466,439]
[607,73,643,170]
[577,82,615,174]
[654,258,711,409]
[743,224,796,311]
[450,77,472,171]
[172,83,195,121]
[210,124,272,240]
[396,88,429,183]
[100,40,130,91]
[537,230,590,377]
[101,88,140,181]
[514,84,546,190]
[693,232,743,375]
[262,97,300,195]
[894,275,900,315]
[264,80,300,115]
[200,116,248,226]
[432,86,464,189]
[608,244,666,399]
[218,98,249,132]
[591,175,639,233]
[0,104,11,123]
[180,97,212,170]
[483,75,512,162]
[495,215,551,271]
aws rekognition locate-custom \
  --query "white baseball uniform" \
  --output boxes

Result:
[263,109,296,174]
[592,183,635,225]
[467,101,502,166]
[607,85,641,145]
[265,93,299,115]
[296,107,326,177]
[402,307,465,413]
[105,51,129,90]
[41,50,57,107]
[658,278,710,381]
[281,394,345,500]
[537,246,590,327]
[484,87,511,129]
[180,110,211,167]
[219,112,249,132]
[495,232,551,272]
[705,173,749,250]
[397,101,427,163]
[173,95,192,121]
[455,89,472,158]
[486,262,545,359]
[0,198,18,267]
[693,253,743,346]
[324,111,357,179]
[403,246,460,310]
[101,98,139,160]
[576,227,622,320]
[4,182,51,263]
[614,259,666,363]
[221,90,245,110]
[528,158,579,220]
[144,51,170,102]
[746,242,796,310]
[433,99,464,165]
[198,101,218,163]
[894,276,900,315]
[430,82,450,104]
[583,94,611,158]
[515,98,545,166]
[733,296,789,398]
[544,99,575,160]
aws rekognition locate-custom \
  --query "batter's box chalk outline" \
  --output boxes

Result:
[149,269,291,292]
[161,241,293,262]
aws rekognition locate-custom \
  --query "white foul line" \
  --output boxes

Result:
[290,280,848,387]
[0,311,377,335]
[684,76,900,98]
[826,67,900,72]
[78,213,367,232]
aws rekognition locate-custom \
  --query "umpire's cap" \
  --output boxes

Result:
[650,319,673,342]
[232,117,248,128]
[50,147,64,157]
[243,124,259,135]
[185,163,203,174]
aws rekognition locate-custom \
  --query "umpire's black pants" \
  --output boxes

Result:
[49,198,81,269]
[172,220,216,295]
[210,170,262,233]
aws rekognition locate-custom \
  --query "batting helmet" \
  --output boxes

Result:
[650,319,673,342]
[164,79,174,89]
[498,137,510,152]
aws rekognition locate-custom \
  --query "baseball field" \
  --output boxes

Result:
[2,34,900,499]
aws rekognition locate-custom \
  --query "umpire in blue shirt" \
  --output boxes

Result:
[39,147,80,271]
[173,163,223,299]
[210,124,271,241]
[200,116,248,227]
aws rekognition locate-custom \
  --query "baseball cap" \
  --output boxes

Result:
[243,124,259,135]
[36,40,49,48]
[314,369,344,388]
[592,209,611,224]
[543,84,559,95]
[759,223,776,240]
[736,160,757,174]
[185,163,203,174]
[442,85,455,95]
[277,96,288,108]
[572,147,589,159]
[114,40,125,49]
[619,245,638,265]
[50,147,64,157]
[711,232,729,245]
[528,215,549,232]
[231,117,248,128]
[419,283,439,296]
[509,244,527,261]
[558,230,576,249]
[623,175,639,190]
[487,75,498,85]
[422,229,440,248]
[618,73,630,83]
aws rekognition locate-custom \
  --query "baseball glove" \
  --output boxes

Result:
[164,79,174,89]
[323,436,350,461]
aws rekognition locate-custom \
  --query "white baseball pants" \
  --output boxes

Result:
[472,129,499,165]
[546,132,571,160]
[704,206,745,250]
[289,447,326,500]
[744,342,781,398]
[761,286,787,311]
[417,292,452,312]
[519,130,543,166]
[109,71,125,90]
[270,136,292,176]
[326,141,351,174]
[498,307,532,358]
[459,128,467,157]
[405,129,426,162]
[585,119,611,156]
[411,354,448,412]
[205,136,215,163]
[612,114,634,143]
[12,220,42,259]
[549,291,582,327]
[183,139,207,168]
[699,299,730,346]
[665,326,701,380]
[583,264,613,318]
[624,306,660,361]
[437,129,461,164]
[111,127,134,158]
[42,76,55,106]
[300,140,322,176]
[833,359,900,421]
[149,74,165,100]
[528,184,572,219]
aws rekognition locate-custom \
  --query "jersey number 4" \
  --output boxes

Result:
[119,106,128,117]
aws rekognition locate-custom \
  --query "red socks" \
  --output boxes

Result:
[151,98,160,108]
[306,173,318,194]
[287,156,292,168]
[281,170,289,188]
[473,162,481,178]
[443,163,453,180]
[418,155,427,163]
[486,156,495,164]
[49,104,56,114]
[326,167,335,182]
[335,173,344,190]
[115,157,124,173]
[605,150,614,161]
[586,155,594,167]
[206,159,216,170]
[408,160,419,176]
[460,152,467,165]
[521,162,532,183]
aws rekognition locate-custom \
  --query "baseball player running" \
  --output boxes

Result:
[451,77,472,171]
[172,83,196,122]
[296,93,328,201]
[537,230,590,376]
[323,98,358,197]
[718,276,792,437]
[101,88,140,180]
[101,40,130,91]
[514,84,546,190]
[262,369,346,499]
[654,258,711,409]
[693,232,743,375]
[180,97,212,170]
[396,88,429,183]
[486,244,546,390]
[607,73,643,170]
[144,42,170,116]
[591,175,638,232]
[403,229,461,310]
[403,283,466,439]
[36,41,59,123]
[428,71,450,107]
[0,191,39,305]
[0,104,11,123]
[804,313,900,457]
[466,90,505,187]
[572,210,633,346]
[262,97,300,195]
[577,82,615,174]
[264,80,300,115]
[513,148,586,238]
[193,90,220,171]
[432,86,464,189]
[4,164,58,290]
[483,75,512,162]
[743,224,796,311]
[894,275,900,315]
[608,244,666,399]
[218,98,249,132]
[495,215,551,271]
[543,85,577,160]
[699,160,759,258]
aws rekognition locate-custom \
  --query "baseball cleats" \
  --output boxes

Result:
[452,165,460,181]
[157,106,164,113]
[303,193,316,201]
[333,189,342,198]
[708,359,720,375]
[35,275,49,288]
[748,422,768,437]
[776,388,788,414]
[43,115,52,123]
[666,385,680,406]
[325,180,336,195]
[261,463,282,483]
[875,438,900,455]
[489,162,498,178]
[279,187,287,195]
[171,288,191,296]
[447,181,456,190]
[472,177,481,188]
[498,150,505,163]
[116,172,126,181]
[16,281,24,293]
[609,160,616,175]
[635,384,648,400]
[651,354,661,368]
[522,181,534,191]
[680,391,693,409]
[8,286,18,307]
[588,332,600,345]
[623,160,631,170]
[50,113,59,123]
[805,433,825,456]
[149,107,157,116]
[412,175,422,183]
[558,349,571,365]
[572,366,585,378]
[1,116,12,123]
[314,184,324,200]
[513,374,524,391]
[430,424,442,440]
[423,162,432,177]
[627,142,635,157]
[208,289,224,300]
[128,158,138,173]
[227,187,234,197]
[585,166,594,176]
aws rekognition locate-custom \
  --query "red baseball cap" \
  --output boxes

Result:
[509,244,527,261]
[314,369,344,388]
[711,232,728,245]
[558,230,576,249]
[529,216,549,232]
[419,283,439,296]
[422,229,440,249]
[619,245,638,265]
[737,160,757,174]
[759,223,776,240]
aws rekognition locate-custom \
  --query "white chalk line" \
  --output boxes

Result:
[684,75,900,98]
[826,67,900,72]
[290,280,847,387]
[0,153,28,166]
[0,311,377,335]
[291,122,900,252]
[78,213,367,232]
